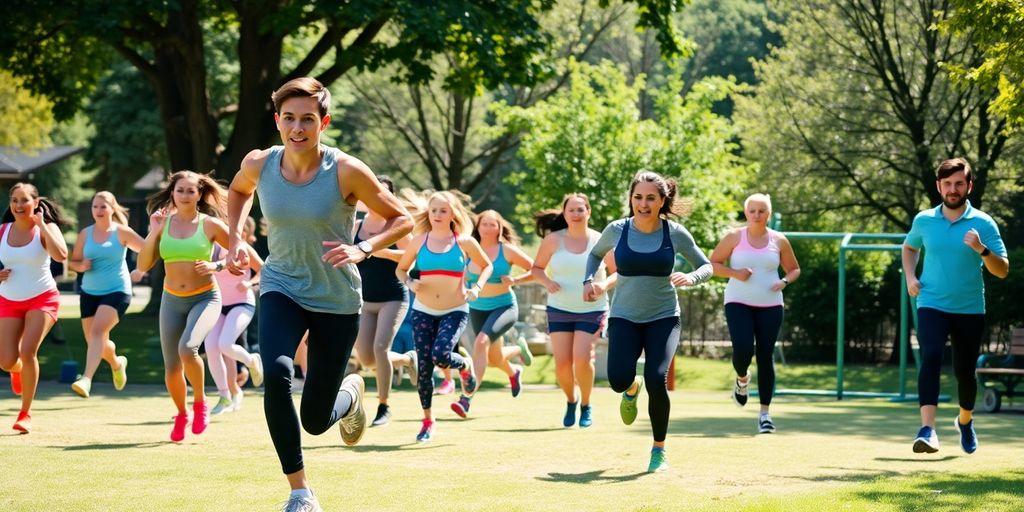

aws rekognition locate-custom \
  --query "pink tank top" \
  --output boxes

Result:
[0,224,57,300]
[723,227,784,307]
[211,245,255,306]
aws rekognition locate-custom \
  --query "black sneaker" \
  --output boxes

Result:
[732,378,749,407]
[371,403,392,427]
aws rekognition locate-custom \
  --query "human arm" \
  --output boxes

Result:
[709,230,750,281]
[770,233,801,292]
[460,236,493,301]
[226,149,265,274]
[68,228,90,272]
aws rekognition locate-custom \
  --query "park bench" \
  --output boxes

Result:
[976,328,1024,412]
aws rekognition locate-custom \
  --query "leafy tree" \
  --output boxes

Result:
[0,0,686,181]
[33,115,97,232]
[943,0,1024,131]
[495,60,752,246]
[0,70,54,151]
[734,0,1017,232]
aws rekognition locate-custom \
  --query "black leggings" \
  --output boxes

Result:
[259,292,359,475]
[606,316,680,443]
[917,307,985,409]
[725,303,784,406]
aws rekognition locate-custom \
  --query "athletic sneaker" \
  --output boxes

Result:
[416,418,434,442]
[211,396,234,415]
[71,376,92,398]
[405,350,419,387]
[954,416,978,454]
[912,426,939,453]
[10,371,22,396]
[732,377,748,407]
[249,355,264,387]
[12,410,30,434]
[579,404,593,428]
[620,376,643,426]
[170,413,189,442]
[509,366,522,398]
[192,400,209,435]
[450,394,471,418]
[338,374,367,446]
[231,390,244,411]
[515,335,533,366]
[648,448,669,473]
[371,403,392,427]
[563,401,577,427]
[459,359,477,395]
[281,492,321,512]
[112,356,128,391]
[435,379,455,396]
[758,413,776,434]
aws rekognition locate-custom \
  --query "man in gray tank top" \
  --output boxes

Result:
[225,77,412,512]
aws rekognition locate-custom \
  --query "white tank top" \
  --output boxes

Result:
[723,227,784,307]
[546,230,607,313]
[0,224,57,300]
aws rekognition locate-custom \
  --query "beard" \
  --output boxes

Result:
[942,193,968,209]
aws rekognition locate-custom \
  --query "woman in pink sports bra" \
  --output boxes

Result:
[709,193,800,435]
[0,183,71,434]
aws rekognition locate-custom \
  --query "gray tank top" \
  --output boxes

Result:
[256,145,361,314]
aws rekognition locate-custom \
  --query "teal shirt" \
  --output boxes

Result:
[905,201,1006,314]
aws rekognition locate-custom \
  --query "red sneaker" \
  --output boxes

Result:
[170,413,189,442]
[191,401,209,435]
[10,372,22,396]
[12,410,31,434]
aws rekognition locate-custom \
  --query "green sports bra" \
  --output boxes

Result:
[159,213,213,263]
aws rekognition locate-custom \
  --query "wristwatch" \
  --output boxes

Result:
[214,261,225,272]
[356,240,374,255]
[781,277,789,285]
[980,247,991,257]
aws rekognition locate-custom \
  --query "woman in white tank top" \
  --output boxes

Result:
[530,193,616,429]
[0,183,71,434]
[710,194,800,435]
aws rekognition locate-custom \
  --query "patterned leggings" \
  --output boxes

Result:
[412,309,469,409]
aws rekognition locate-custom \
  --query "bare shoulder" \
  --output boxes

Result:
[456,234,478,247]
[240,148,275,175]
[335,150,372,174]
[770,229,790,244]
[204,215,229,231]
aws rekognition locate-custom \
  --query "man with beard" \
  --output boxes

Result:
[903,158,1010,455]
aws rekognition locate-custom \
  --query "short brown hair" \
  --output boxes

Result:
[936,158,972,182]
[272,77,330,118]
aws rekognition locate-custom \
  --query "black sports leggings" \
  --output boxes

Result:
[259,292,359,474]
[725,303,784,406]
[917,307,985,409]
[606,316,680,443]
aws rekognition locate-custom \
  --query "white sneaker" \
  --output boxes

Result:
[231,390,244,411]
[406,350,419,387]
[281,493,321,512]
[338,374,366,446]
[249,354,264,387]
[71,376,92,398]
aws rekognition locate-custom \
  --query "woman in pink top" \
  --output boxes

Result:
[709,194,800,434]
[0,183,71,434]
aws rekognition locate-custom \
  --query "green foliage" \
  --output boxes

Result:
[943,0,1024,131]
[496,59,752,246]
[0,70,55,150]
[33,115,97,231]
[985,247,1024,337]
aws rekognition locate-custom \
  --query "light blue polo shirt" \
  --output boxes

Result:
[904,201,1006,314]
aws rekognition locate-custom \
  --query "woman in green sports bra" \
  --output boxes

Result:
[137,170,232,443]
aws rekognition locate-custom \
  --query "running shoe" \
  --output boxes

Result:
[563,401,577,428]
[912,426,939,453]
[416,418,434,442]
[648,448,668,473]
[170,413,189,442]
[435,379,455,396]
[338,374,367,446]
[620,376,643,426]
[515,335,534,366]
[732,377,748,407]
[579,404,593,428]
[280,492,321,512]
[231,390,244,411]
[459,364,477,396]
[192,400,209,435]
[450,394,471,418]
[112,355,128,391]
[758,413,776,434]
[405,350,418,387]
[371,403,392,427]
[12,410,30,434]
[211,396,234,415]
[509,365,522,398]
[10,371,22,396]
[71,376,92,398]
[249,355,264,387]
[954,416,978,454]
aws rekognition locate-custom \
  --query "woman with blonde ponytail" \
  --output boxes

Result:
[68,192,145,398]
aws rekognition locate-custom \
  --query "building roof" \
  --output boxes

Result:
[0,145,84,179]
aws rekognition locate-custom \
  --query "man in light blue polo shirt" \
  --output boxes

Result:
[903,157,1010,455]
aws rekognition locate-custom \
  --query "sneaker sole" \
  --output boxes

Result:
[71,382,90,398]
[450,402,469,418]
[341,377,367,446]
[912,439,939,453]
[954,417,978,454]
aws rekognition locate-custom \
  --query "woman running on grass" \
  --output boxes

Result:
[584,171,712,473]
[455,209,535,417]
[68,191,144,398]
[395,190,491,441]
[0,183,70,434]
[531,193,616,428]
[137,171,231,442]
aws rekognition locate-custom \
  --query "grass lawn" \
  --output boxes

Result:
[3,303,1019,511]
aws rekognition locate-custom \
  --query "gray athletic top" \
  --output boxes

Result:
[585,218,712,323]
[256,145,361,314]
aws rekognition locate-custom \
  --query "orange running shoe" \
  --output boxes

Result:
[12,410,31,434]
